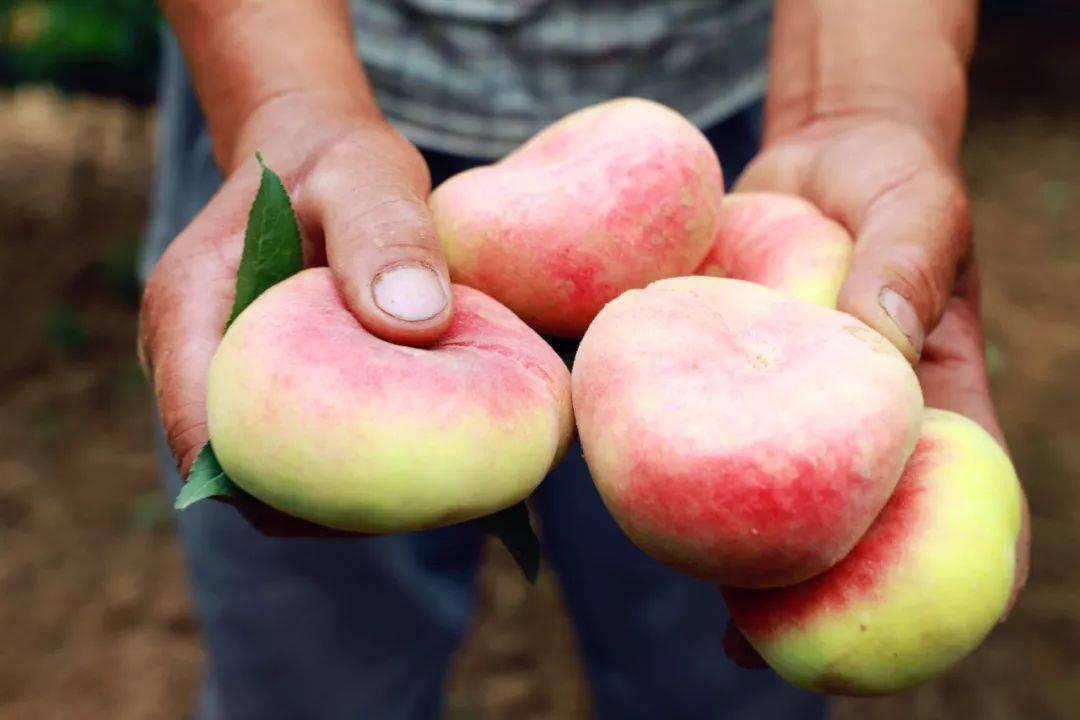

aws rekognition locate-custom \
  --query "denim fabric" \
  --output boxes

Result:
[160,430,826,720]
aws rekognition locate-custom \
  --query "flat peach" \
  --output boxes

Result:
[431,98,723,336]
[698,192,852,307]
[572,276,923,587]
[724,409,1024,695]
[206,268,573,532]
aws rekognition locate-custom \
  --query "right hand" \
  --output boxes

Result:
[138,93,453,535]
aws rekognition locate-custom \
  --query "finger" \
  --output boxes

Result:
[838,171,970,362]
[739,127,972,363]
[915,286,1028,619]
[733,141,813,197]
[916,297,1002,443]
[810,130,971,363]
[139,211,241,476]
[300,130,452,347]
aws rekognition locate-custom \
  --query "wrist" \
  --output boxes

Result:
[770,46,967,157]
[163,0,379,171]
[226,89,385,175]
[765,1,976,156]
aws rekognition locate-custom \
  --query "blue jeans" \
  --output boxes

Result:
[147,32,827,720]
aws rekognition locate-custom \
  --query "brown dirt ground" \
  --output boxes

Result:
[1,10,1078,720]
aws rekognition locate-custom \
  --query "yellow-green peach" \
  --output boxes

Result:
[724,409,1023,695]
[571,276,923,587]
[206,268,573,533]
[698,192,852,307]
[430,97,724,337]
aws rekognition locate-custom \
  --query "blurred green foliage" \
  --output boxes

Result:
[42,301,89,356]
[98,233,143,302]
[127,492,171,533]
[0,0,160,103]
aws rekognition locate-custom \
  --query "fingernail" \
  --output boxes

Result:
[878,287,924,357]
[372,263,447,322]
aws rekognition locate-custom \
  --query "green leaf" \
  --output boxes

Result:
[474,501,541,583]
[227,152,304,328]
[180,153,305,510]
[175,443,238,509]
[175,152,543,574]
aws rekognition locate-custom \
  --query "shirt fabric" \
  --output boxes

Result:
[352,0,771,158]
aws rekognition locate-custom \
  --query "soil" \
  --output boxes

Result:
[1,9,1078,720]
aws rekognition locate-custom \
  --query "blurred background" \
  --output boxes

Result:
[0,1,1077,718]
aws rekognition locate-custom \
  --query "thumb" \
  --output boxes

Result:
[833,162,971,364]
[737,125,971,363]
[301,130,452,346]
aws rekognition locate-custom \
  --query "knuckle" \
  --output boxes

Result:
[941,175,972,243]
[137,232,238,377]
[307,126,428,193]
[910,168,972,260]
[336,196,436,253]
[137,259,175,381]
[354,194,429,223]
[884,248,949,318]
[302,132,435,253]
[891,257,936,301]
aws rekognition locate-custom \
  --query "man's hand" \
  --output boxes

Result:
[140,99,452,534]
[141,2,453,534]
[737,117,971,362]
[139,96,453,531]
[739,0,979,362]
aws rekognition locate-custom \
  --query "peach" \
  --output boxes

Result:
[724,409,1024,695]
[571,276,924,587]
[205,268,573,533]
[698,192,853,307]
[430,98,724,337]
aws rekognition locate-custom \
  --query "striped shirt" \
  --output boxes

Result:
[352,0,771,158]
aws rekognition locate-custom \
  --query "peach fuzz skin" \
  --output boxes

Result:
[698,192,853,308]
[724,409,1024,695]
[205,268,573,533]
[571,276,924,588]
[429,97,724,337]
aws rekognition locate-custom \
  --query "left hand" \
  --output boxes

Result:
[737,116,971,363]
